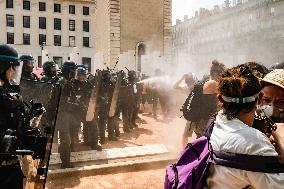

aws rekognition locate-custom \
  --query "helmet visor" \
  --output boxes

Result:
[9,61,23,85]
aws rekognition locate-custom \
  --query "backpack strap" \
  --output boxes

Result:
[203,116,216,139]
[213,151,284,173]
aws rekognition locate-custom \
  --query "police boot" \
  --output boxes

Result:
[115,130,120,137]
[91,144,102,151]
[123,128,130,133]
[131,120,138,128]
[61,162,74,169]
[114,119,120,137]
[108,135,118,141]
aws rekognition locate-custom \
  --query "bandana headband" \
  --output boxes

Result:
[222,93,259,104]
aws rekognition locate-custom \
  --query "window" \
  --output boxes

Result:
[271,7,275,16]
[38,56,42,67]
[83,6,89,15]
[7,32,14,44]
[39,17,46,29]
[69,20,75,31]
[39,34,46,45]
[39,2,46,11]
[54,18,61,30]
[6,0,13,8]
[83,21,89,32]
[54,35,61,46]
[6,15,14,27]
[23,0,30,10]
[23,16,30,28]
[53,57,63,67]
[69,36,75,47]
[82,57,91,70]
[83,37,89,47]
[54,3,61,13]
[23,33,30,45]
[69,5,75,14]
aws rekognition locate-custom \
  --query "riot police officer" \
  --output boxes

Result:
[96,69,118,144]
[41,61,58,82]
[118,71,132,133]
[19,55,39,80]
[126,70,139,129]
[128,70,140,128]
[57,60,78,168]
[0,44,25,188]
[73,66,102,150]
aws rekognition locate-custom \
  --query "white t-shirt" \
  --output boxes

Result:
[205,111,284,189]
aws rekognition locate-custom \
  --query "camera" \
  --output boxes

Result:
[0,100,47,160]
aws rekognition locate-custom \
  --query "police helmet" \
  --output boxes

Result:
[128,70,136,77]
[61,61,76,72]
[0,44,19,72]
[101,69,111,80]
[128,70,137,82]
[43,61,56,75]
[76,66,87,77]
[61,61,76,78]
[19,55,34,62]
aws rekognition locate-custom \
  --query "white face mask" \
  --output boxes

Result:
[257,105,284,121]
[257,105,273,118]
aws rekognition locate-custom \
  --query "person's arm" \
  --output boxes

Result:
[173,74,186,90]
[246,171,284,189]
[245,127,284,188]
[272,123,284,164]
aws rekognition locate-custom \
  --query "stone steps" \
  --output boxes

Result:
[49,144,170,169]
[47,154,176,179]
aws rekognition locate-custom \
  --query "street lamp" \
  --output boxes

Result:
[40,42,46,67]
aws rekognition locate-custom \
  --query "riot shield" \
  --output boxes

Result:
[109,72,123,117]
[20,79,61,189]
[86,71,102,121]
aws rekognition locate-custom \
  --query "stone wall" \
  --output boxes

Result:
[95,0,172,72]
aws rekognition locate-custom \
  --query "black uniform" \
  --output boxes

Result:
[73,78,101,150]
[119,78,133,133]
[21,71,39,81]
[56,61,78,168]
[0,84,25,189]
[96,70,117,144]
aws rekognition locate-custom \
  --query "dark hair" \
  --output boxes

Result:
[218,64,261,120]
[244,61,269,78]
[210,59,226,78]
[184,73,195,86]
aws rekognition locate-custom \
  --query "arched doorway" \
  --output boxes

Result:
[135,42,146,72]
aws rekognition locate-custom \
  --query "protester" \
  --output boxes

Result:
[205,65,284,189]
[173,73,196,146]
[260,69,284,123]
[186,60,226,138]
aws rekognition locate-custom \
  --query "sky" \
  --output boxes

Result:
[172,0,225,25]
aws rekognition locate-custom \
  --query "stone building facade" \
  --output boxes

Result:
[0,0,96,69]
[95,0,172,74]
[172,0,284,77]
